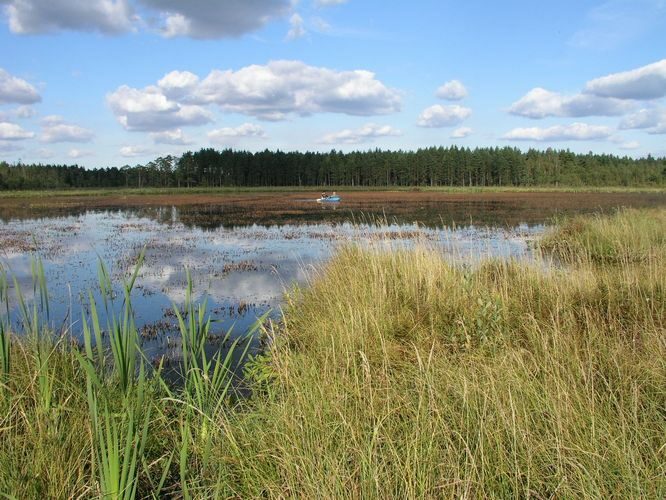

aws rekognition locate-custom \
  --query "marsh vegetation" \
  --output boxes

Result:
[0,205,664,497]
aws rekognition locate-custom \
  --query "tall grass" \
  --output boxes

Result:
[88,394,151,500]
[209,208,665,498]
[0,208,664,497]
[540,207,666,264]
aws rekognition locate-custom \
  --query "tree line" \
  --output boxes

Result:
[1,146,664,190]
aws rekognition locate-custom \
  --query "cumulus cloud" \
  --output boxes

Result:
[450,126,472,139]
[120,145,152,157]
[318,123,401,144]
[2,0,294,38]
[40,115,94,143]
[436,80,467,101]
[502,122,613,141]
[0,68,41,104]
[106,84,213,131]
[4,0,135,34]
[619,107,666,129]
[143,0,291,39]
[208,123,266,143]
[150,128,193,145]
[0,121,35,140]
[68,148,94,158]
[157,70,200,99]
[192,60,401,120]
[111,61,401,132]
[585,59,666,100]
[417,104,471,127]
[508,87,633,119]
[618,107,666,134]
[286,13,306,40]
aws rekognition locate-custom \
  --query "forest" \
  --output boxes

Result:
[1,146,664,190]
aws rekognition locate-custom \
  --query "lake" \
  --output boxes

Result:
[1,190,664,369]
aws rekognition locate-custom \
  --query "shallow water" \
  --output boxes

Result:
[0,192,664,367]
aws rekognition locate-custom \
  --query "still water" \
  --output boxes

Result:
[1,192,664,366]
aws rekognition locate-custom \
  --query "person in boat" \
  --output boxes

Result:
[321,191,327,199]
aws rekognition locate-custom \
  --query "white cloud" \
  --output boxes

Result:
[14,105,36,118]
[318,123,401,144]
[40,115,94,143]
[106,84,213,131]
[450,126,472,139]
[585,58,666,100]
[502,122,613,141]
[150,128,193,145]
[208,123,266,143]
[618,106,666,135]
[316,0,348,5]
[192,60,401,120]
[157,70,200,99]
[286,13,306,40]
[619,107,666,129]
[109,61,398,133]
[648,123,666,135]
[508,87,633,119]
[436,80,467,101]
[0,141,24,153]
[619,140,640,150]
[143,0,291,39]
[4,0,135,34]
[2,0,294,38]
[68,148,94,159]
[0,121,35,140]
[0,68,41,104]
[416,104,471,127]
[120,145,152,157]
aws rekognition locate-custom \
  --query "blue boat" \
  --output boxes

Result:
[317,194,341,202]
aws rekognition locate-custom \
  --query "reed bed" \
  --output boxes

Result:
[0,208,664,498]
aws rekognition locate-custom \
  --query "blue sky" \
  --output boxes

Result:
[0,0,665,168]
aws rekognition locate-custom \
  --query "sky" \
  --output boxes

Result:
[0,0,665,168]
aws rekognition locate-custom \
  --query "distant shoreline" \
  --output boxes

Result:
[1,184,665,201]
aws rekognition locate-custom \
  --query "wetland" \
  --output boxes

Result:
[1,190,665,497]
[1,190,665,367]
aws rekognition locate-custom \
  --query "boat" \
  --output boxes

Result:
[317,195,341,202]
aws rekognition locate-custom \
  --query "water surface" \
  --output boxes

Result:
[1,191,664,366]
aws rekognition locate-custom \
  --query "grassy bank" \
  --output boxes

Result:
[1,209,665,497]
